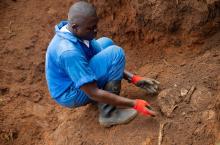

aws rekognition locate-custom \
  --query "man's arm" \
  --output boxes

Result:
[81,82,156,116]
[81,82,135,108]
[123,70,134,82]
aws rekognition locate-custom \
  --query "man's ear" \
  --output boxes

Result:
[72,23,78,32]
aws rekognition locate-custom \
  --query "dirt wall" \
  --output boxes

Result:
[91,0,220,46]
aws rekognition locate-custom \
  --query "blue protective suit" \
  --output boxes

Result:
[45,21,125,107]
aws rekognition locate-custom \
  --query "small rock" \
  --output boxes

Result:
[180,88,188,96]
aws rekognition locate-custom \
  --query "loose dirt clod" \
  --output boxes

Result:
[158,88,181,117]
[190,86,213,111]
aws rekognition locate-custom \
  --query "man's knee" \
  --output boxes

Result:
[107,45,125,62]
[88,45,125,87]
[97,37,115,49]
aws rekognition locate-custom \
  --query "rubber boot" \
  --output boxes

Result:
[98,80,137,127]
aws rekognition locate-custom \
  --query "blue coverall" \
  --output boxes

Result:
[45,21,125,108]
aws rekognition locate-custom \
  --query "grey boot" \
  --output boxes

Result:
[98,80,137,127]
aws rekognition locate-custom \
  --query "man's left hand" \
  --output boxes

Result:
[131,75,160,95]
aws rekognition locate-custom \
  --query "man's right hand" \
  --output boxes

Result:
[133,99,156,116]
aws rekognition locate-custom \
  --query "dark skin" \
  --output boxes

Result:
[67,15,98,40]
[67,14,157,111]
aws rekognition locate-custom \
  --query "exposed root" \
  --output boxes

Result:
[163,59,172,66]
[158,122,167,145]
[185,85,196,103]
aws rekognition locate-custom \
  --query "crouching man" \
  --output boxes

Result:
[45,1,160,127]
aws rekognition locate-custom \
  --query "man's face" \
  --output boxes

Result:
[73,16,98,40]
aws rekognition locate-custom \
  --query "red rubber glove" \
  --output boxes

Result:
[133,99,156,116]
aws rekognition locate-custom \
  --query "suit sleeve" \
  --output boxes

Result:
[60,50,97,89]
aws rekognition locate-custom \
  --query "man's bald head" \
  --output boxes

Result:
[68,1,97,25]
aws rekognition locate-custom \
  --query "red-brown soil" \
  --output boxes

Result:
[0,0,220,145]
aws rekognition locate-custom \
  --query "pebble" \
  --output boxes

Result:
[180,88,188,96]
